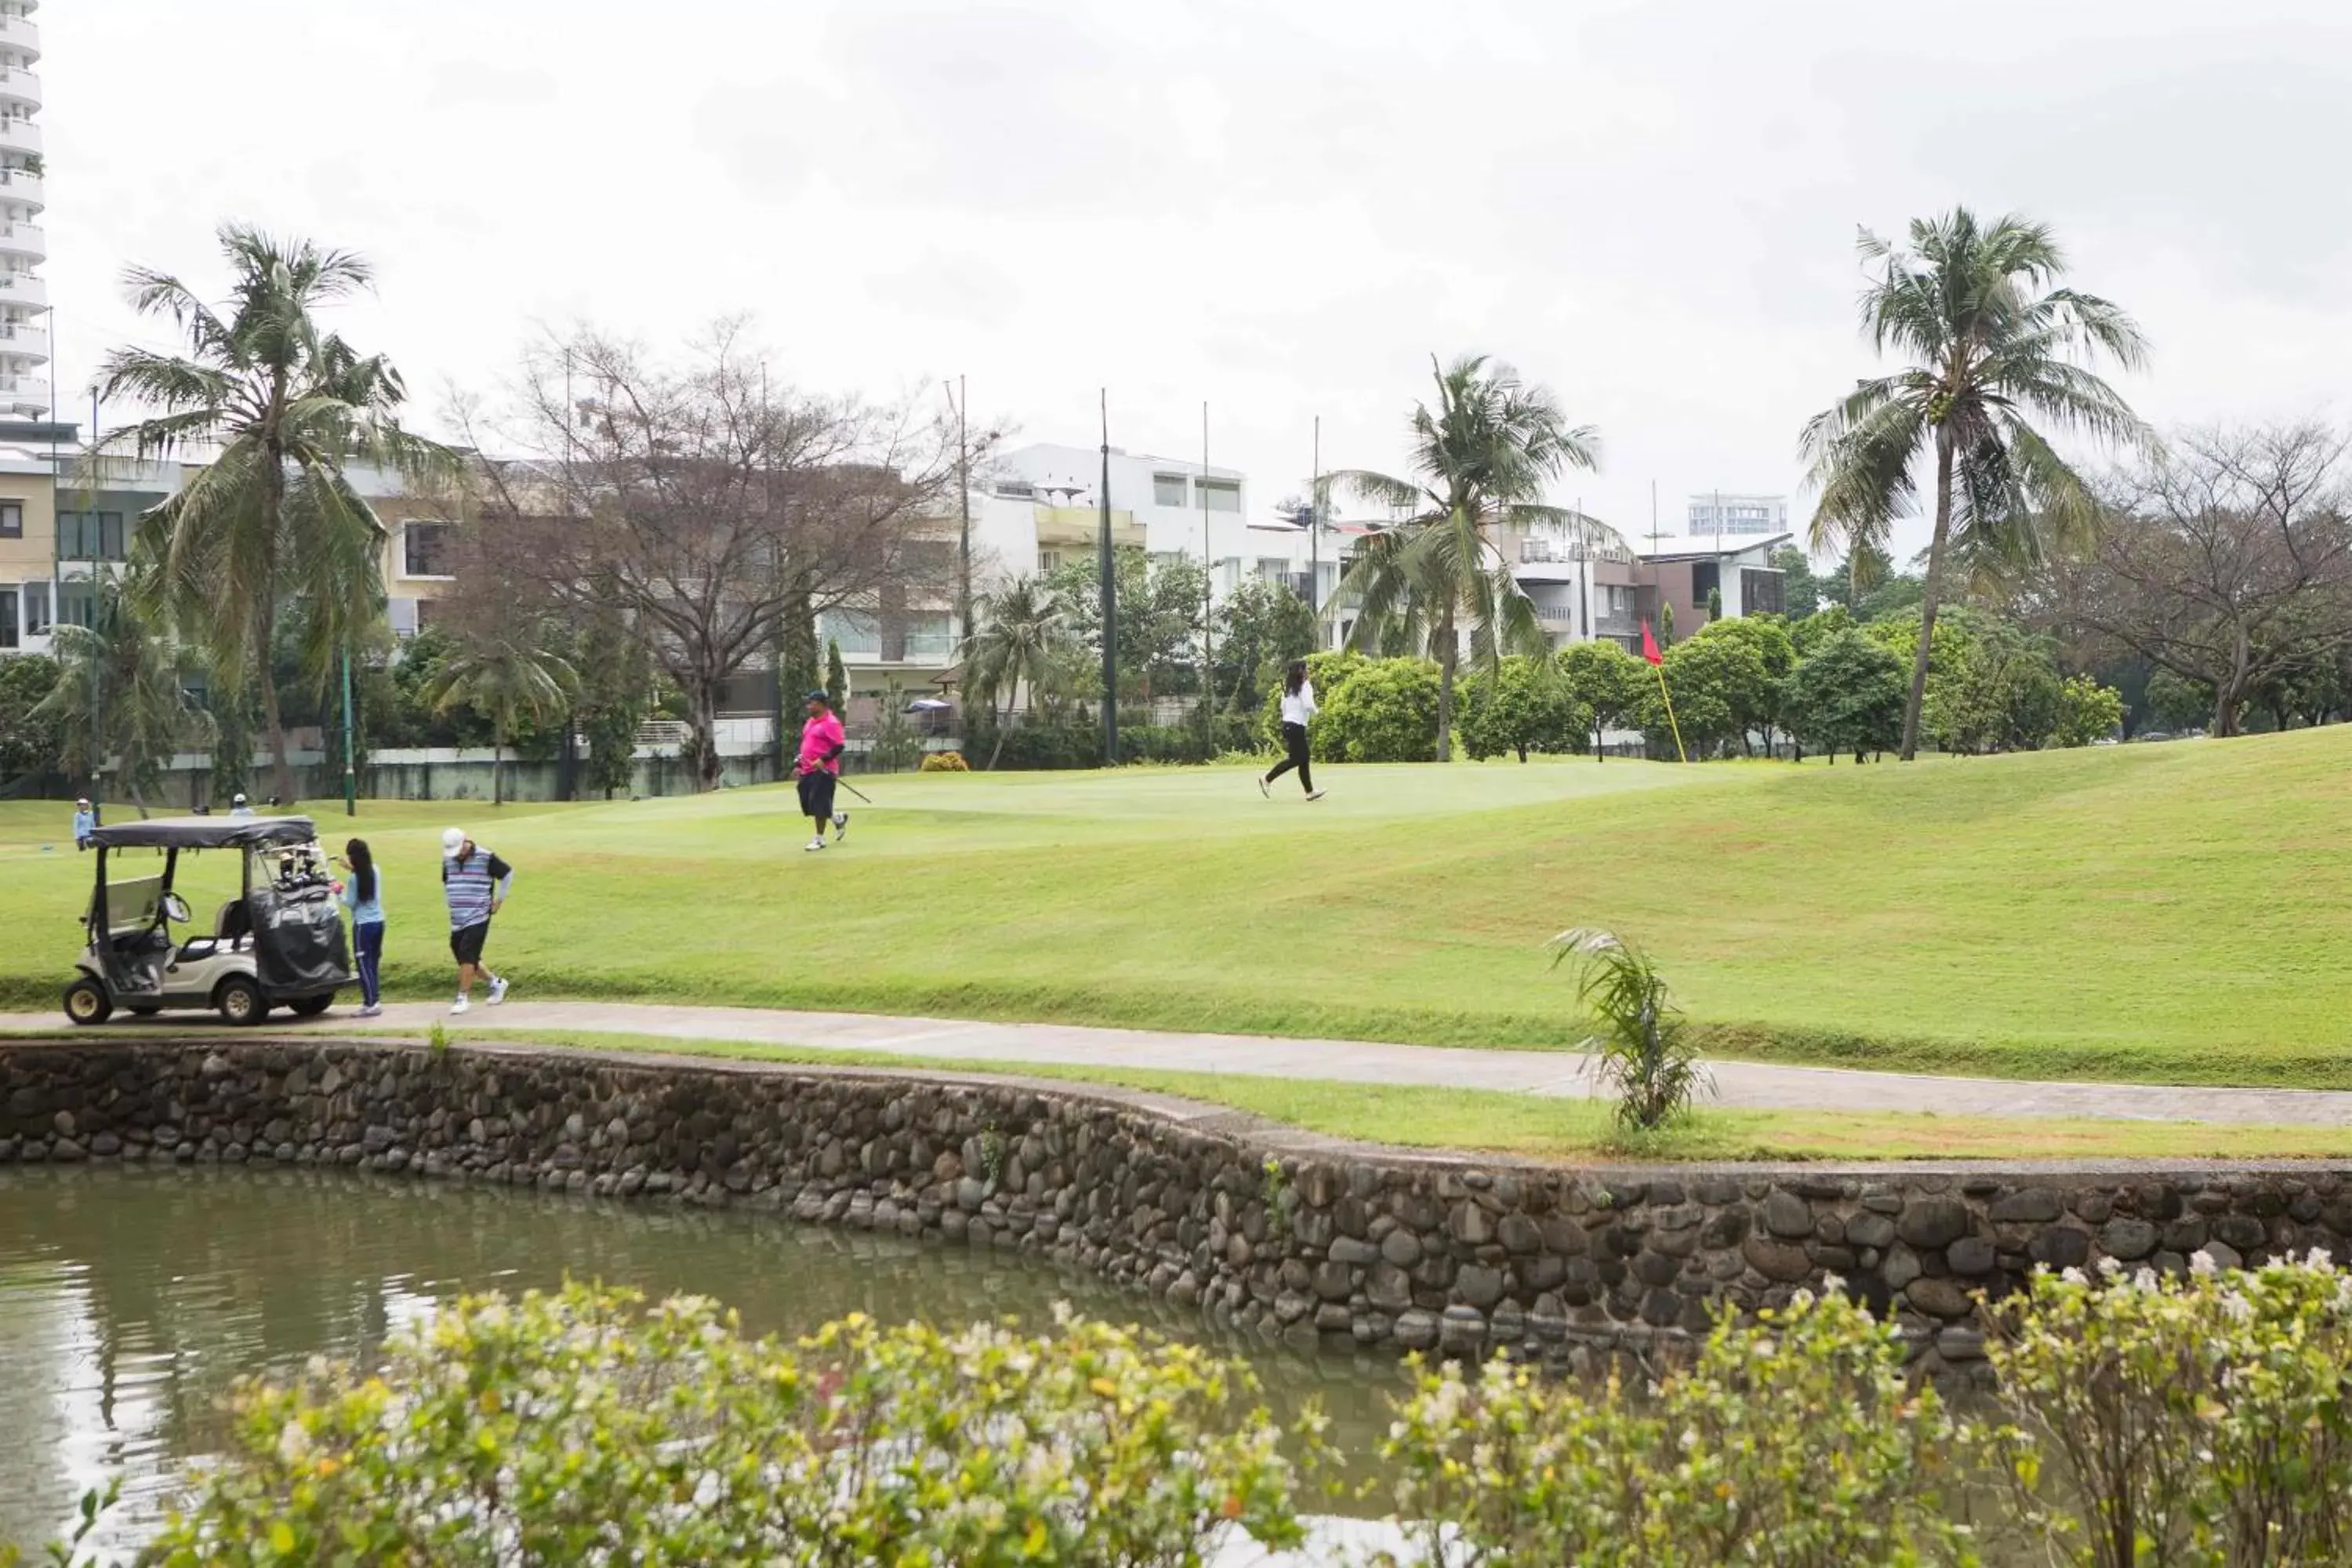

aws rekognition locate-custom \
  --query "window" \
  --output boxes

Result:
[387,597,420,640]
[56,579,93,628]
[1037,548,1063,573]
[819,610,881,658]
[0,500,19,538]
[1742,568,1785,616]
[1690,561,1720,606]
[1197,479,1240,514]
[1152,474,1188,508]
[20,575,43,634]
[402,521,453,578]
[0,586,14,647]
[57,510,125,561]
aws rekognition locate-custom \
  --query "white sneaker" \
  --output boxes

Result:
[357,1003,383,1018]
[805,837,827,852]
[450,995,470,1015]
[1306,789,1327,801]
[833,811,849,840]
[487,976,509,1006]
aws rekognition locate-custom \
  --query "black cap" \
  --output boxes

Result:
[804,689,830,706]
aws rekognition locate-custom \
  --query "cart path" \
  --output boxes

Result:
[10,999,2352,1130]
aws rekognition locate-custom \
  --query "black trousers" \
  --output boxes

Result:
[1267,722,1313,792]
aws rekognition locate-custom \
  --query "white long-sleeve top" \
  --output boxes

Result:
[1279,681,1318,727]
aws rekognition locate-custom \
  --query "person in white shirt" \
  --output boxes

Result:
[1259,660,1325,800]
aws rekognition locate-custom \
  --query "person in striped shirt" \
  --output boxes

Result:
[440,826,514,1015]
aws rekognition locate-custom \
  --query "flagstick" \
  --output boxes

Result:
[1653,661,1688,764]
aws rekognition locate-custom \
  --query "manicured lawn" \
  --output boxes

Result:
[6,728,2352,1087]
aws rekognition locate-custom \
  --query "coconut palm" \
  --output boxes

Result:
[34,572,212,815]
[96,225,456,802]
[1802,209,2148,760]
[1327,354,1614,760]
[419,636,577,807]
[959,575,1069,768]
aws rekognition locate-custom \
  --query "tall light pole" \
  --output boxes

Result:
[1098,389,1117,766]
[956,374,971,674]
[1308,416,1322,619]
[1200,401,1213,735]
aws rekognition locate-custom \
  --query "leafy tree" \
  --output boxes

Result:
[1214,576,1316,713]
[824,637,848,712]
[869,677,925,773]
[1555,641,1649,760]
[1821,539,1895,612]
[1768,545,1823,619]
[1047,549,1209,700]
[34,574,212,814]
[1327,354,1614,760]
[2051,673,2125,748]
[1923,617,2063,753]
[1458,655,1585,762]
[1706,586,1723,622]
[1658,600,1675,648]
[1645,632,1767,759]
[960,576,1073,770]
[1689,615,1796,753]
[0,652,61,786]
[568,604,658,799]
[1780,628,1906,764]
[1789,603,1856,659]
[2146,669,2212,734]
[1318,658,1442,763]
[97,226,454,803]
[1802,209,2148,759]
[419,634,578,806]
[1860,608,1976,750]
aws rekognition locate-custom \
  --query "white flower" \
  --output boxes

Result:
[2307,1247,2336,1271]
[2220,1290,2255,1324]
[276,1420,312,1467]
[2190,1250,2219,1277]
[2060,1266,2089,1287]
[2096,1258,2123,1279]
[2134,1268,2159,1293]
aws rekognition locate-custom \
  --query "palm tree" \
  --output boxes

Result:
[1327,354,1615,760]
[96,225,455,803]
[1802,209,2148,760]
[419,637,577,807]
[33,572,212,816]
[958,576,1068,768]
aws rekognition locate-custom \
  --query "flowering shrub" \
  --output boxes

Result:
[1373,1285,1980,1566]
[1987,1250,2352,1567]
[917,750,971,771]
[138,1283,1314,1567]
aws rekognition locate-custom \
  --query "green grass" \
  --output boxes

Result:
[289,1026,2352,1163]
[8,730,2352,1087]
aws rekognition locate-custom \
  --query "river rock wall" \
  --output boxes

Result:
[3,1038,2346,1378]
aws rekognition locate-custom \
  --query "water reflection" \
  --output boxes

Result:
[0,1165,1405,1552]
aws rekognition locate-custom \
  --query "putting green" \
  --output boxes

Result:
[5,728,2349,1087]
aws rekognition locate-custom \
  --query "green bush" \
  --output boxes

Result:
[140,1284,1312,1567]
[1987,1251,2352,1566]
[1317,658,1440,763]
[969,717,1104,771]
[1781,627,1907,762]
[1375,1286,1977,1567]
[1457,655,1586,762]
[2051,673,2125,748]
[917,750,970,772]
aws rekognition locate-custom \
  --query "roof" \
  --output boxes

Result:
[1637,532,1795,564]
[90,816,323,851]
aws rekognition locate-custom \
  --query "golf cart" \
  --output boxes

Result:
[63,815,354,1027]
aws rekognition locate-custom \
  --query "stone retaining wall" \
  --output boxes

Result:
[4,1037,2347,1377]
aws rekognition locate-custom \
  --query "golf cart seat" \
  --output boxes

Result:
[175,901,252,965]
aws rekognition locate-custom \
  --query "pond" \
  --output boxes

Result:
[0,1163,1407,1557]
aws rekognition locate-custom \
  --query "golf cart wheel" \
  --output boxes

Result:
[63,978,112,1026]
[216,976,267,1027]
[289,995,333,1018]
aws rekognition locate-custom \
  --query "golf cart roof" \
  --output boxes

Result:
[88,816,322,851]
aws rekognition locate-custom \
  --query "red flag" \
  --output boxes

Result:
[1640,620,1663,666]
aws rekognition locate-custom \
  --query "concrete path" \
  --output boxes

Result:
[10,998,2350,1129]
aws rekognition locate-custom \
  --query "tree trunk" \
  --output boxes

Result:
[1899,430,1958,761]
[1435,608,1457,762]
[689,681,724,792]
[256,459,297,805]
[492,724,506,808]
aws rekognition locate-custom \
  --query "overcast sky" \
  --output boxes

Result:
[51,0,2352,557]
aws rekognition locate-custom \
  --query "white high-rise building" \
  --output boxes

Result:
[0,0,44,419]
[1686,493,1787,539]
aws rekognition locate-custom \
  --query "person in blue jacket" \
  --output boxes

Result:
[336,838,387,1017]
[71,797,95,851]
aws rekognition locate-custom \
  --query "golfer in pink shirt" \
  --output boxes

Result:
[796,690,849,851]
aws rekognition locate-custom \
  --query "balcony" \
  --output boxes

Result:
[0,271,46,309]
[0,372,51,405]
[0,67,37,107]
[0,319,45,358]
[0,16,41,59]
[0,118,38,158]
[0,220,43,259]
[0,167,43,209]
[1594,612,1638,639]
[1034,503,1143,551]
